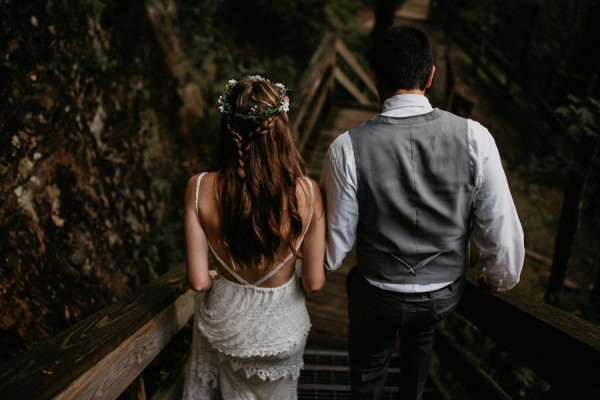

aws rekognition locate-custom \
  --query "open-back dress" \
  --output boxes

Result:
[182,172,314,400]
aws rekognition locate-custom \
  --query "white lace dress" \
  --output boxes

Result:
[182,173,314,400]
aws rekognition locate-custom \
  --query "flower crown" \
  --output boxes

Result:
[217,75,290,123]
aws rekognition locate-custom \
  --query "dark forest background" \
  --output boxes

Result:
[1,1,599,387]
[0,0,365,361]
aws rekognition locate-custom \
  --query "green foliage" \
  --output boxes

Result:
[556,95,600,143]
[526,96,600,190]
[443,314,550,399]
[555,95,600,227]
[177,0,365,87]
[177,0,221,70]
[216,0,328,65]
[156,221,185,272]
[442,0,593,106]
[174,0,368,167]
[81,0,107,13]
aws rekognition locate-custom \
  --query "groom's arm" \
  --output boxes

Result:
[320,132,359,272]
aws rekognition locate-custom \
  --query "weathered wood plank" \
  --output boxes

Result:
[298,71,336,152]
[333,67,372,106]
[289,33,337,138]
[457,280,600,399]
[395,0,431,21]
[334,39,378,97]
[0,266,191,400]
[54,290,194,400]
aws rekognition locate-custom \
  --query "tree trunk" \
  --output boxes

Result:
[146,0,207,128]
[545,171,584,304]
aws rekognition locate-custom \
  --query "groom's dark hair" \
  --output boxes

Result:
[369,25,434,92]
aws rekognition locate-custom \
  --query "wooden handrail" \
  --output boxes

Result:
[433,278,600,399]
[453,280,600,399]
[289,33,378,153]
[0,266,194,400]
[334,39,378,98]
[289,33,337,137]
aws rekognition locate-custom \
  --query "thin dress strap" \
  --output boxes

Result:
[194,172,208,220]
[195,174,315,287]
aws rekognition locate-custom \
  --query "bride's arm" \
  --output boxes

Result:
[300,179,326,295]
[183,175,213,292]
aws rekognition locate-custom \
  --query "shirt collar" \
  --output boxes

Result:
[381,94,433,116]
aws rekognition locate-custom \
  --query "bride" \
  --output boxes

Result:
[182,75,326,399]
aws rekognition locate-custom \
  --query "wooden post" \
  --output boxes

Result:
[125,375,147,400]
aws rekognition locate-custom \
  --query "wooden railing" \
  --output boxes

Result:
[434,279,600,399]
[0,266,195,400]
[288,33,378,153]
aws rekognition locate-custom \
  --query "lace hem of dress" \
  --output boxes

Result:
[196,367,219,388]
[229,360,304,381]
[183,354,219,400]
[202,327,311,359]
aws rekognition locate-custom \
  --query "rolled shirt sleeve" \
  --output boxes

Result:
[469,120,525,291]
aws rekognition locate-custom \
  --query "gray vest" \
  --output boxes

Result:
[349,108,475,285]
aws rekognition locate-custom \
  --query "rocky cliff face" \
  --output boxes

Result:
[0,1,189,359]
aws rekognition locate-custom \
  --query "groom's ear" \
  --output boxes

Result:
[425,65,436,89]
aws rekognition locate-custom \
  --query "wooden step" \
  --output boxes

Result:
[299,349,445,400]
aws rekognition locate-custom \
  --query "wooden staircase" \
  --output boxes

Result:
[299,349,446,399]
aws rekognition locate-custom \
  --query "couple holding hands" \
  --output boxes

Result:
[182,25,524,400]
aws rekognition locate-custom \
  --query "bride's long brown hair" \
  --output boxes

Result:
[214,76,306,271]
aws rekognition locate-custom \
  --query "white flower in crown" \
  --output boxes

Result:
[249,75,266,81]
[282,95,290,112]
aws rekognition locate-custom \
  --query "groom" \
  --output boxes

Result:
[321,25,524,399]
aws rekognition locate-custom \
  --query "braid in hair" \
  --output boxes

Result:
[249,116,276,140]
[228,125,250,180]
[229,117,276,180]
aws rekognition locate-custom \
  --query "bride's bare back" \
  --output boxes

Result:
[184,171,325,291]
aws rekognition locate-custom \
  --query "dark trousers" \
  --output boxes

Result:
[346,267,465,400]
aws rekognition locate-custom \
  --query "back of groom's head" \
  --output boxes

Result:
[369,25,433,93]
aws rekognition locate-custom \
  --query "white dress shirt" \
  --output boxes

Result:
[320,94,524,293]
